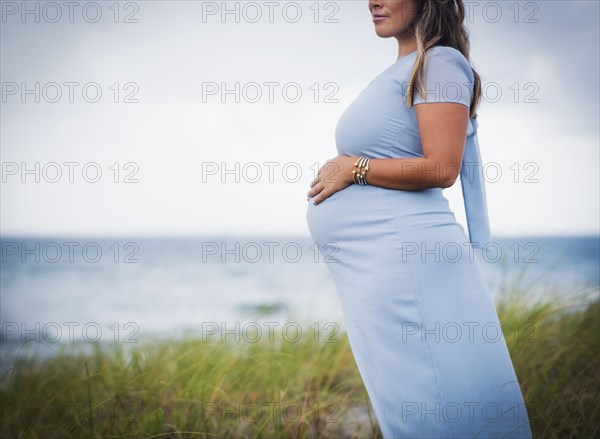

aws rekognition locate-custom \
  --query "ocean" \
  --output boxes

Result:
[0,235,598,353]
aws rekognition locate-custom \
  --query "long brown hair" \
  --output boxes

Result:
[406,0,481,119]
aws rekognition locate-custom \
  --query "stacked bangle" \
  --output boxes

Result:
[352,156,371,186]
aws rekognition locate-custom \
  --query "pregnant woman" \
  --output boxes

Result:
[305,1,533,438]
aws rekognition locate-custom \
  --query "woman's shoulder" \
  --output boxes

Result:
[426,45,467,60]
[424,45,474,80]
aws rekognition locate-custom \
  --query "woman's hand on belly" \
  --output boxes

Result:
[307,155,357,205]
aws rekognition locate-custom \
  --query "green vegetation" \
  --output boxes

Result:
[1,291,598,438]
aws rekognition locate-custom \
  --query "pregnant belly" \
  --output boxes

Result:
[306,184,466,249]
[306,184,476,303]
[306,184,392,245]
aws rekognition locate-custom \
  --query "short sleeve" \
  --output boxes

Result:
[413,46,474,108]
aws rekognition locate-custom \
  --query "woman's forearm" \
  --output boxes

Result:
[357,157,461,190]
[308,153,463,205]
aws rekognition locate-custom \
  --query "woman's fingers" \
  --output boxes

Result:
[311,187,329,205]
[307,182,325,198]
[311,168,325,187]
[308,159,339,203]
[308,182,329,205]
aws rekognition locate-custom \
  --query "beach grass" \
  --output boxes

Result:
[1,291,598,439]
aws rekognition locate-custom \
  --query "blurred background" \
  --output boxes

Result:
[1,0,598,350]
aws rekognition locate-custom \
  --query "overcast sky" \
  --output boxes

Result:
[1,0,598,237]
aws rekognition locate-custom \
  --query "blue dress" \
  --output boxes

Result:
[305,46,533,438]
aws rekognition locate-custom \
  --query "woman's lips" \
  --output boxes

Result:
[373,16,388,23]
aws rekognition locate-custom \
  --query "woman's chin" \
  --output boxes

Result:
[374,27,394,38]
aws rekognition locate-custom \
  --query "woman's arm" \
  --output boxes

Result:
[308,101,470,205]
[362,101,469,190]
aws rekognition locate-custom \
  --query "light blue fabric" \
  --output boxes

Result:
[306,46,532,438]
[460,118,492,248]
[412,44,491,248]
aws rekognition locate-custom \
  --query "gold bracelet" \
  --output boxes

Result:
[353,158,363,185]
[353,157,371,186]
